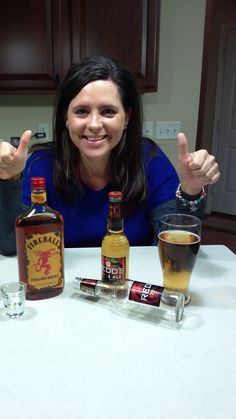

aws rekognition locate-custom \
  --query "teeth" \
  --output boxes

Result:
[86,136,104,142]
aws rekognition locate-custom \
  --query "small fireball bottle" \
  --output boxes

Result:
[101,191,129,285]
[15,177,64,300]
[74,278,185,323]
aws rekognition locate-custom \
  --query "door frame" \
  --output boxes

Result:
[205,23,232,212]
[196,0,213,151]
[196,0,236,214]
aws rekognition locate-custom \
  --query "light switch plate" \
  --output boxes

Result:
[142,122,154,139]
[156,121,181,140]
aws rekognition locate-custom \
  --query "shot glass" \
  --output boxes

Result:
[158,213,201,305]
[1,282,26,318]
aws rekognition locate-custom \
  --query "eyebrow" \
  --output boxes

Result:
[72,103,120,111]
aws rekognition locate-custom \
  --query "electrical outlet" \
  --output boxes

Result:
[142,122,153,139]
[156,121,181,140]
[38,123,49,142]
[10,137,20,148]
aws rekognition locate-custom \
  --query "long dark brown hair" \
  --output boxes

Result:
[52,55,155,213]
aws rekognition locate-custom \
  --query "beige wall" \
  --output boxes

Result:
[0,95,55,146]
[0,0,206,167]
[142,0,206,166]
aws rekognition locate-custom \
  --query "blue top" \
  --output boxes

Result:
[22,142,179,247]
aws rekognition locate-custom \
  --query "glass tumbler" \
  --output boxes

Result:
[158,213,201,305]
[1,282,26,318]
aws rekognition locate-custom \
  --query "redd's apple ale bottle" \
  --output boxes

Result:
[74,278,185,324]
[15,177,64,300]
[101,191,129,286]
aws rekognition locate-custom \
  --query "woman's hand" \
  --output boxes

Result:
[0,130,32,180]
[177,132,220,195]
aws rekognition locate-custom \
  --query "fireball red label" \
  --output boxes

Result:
[102,256,126,282]
[25,231,63,289]
[129,282,164,306]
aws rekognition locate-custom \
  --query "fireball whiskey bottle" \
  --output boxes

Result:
[101,191,129,288]
[15,177,64,300]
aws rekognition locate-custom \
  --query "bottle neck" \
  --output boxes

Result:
[31,189,47,204]
[107,201,124,233]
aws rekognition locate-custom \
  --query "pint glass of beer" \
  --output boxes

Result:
[158,214,201,305]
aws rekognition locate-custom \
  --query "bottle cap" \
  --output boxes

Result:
[31,177,46,190]
[109,191,123,200]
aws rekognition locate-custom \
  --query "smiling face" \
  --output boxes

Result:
[66,79,130,164]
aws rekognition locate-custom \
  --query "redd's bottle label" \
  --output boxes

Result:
[109,201,121,219]
[80,278,98,295]
[25,231,63,290]
[102,256,126,282]
[129,282,164,307]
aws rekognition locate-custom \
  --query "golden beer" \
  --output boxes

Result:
[158,230,200,297]
[101,192,129,296]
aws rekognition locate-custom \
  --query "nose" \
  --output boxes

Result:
[86,112,103,131]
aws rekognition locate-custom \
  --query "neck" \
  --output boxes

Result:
[79,157,111,191]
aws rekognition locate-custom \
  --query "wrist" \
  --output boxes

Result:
[176,183,206,213]
[179,183,202,196]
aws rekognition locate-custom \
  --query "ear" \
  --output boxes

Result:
[64,110,69,128]
[125,107,132,126]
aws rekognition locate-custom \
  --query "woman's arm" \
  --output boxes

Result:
[150,195,206,238]
[177,133,220,195]
[0,178,28,255]
[0,131,32,255]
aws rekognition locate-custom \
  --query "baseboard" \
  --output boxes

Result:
[202,213,236,234]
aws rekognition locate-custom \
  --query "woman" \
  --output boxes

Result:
[0,55,220,255]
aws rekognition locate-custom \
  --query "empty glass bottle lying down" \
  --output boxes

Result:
[73,277,185,324]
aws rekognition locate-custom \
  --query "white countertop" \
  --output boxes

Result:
[0,245,236,419]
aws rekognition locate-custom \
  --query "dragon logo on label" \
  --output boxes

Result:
[32,249,59,275]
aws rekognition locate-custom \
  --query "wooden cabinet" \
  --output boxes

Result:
[0,0,160,93]
[0,0,61,90]
[69,0,160,92]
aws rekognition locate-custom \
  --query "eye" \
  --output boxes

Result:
[102,107,116,117]
[75,107,89,117]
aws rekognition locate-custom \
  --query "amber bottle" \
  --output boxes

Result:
[15,177,64,300]
[101,191,129,284]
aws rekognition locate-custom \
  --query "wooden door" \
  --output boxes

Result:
[211,26,236,215]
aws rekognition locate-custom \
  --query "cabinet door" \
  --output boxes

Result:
[0,0,64,91]
[69,0,160,92]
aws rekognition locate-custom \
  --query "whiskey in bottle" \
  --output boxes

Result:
[15,177,64,300]
[101,191,129,288]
